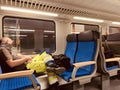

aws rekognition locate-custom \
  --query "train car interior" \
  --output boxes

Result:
[0,0,120,90]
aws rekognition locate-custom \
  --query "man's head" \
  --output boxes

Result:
[0,37,13,45]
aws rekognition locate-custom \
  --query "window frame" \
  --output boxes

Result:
[2,16,56,54]
[71,22,99,32]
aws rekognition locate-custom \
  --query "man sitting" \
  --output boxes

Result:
[0,37,65,90]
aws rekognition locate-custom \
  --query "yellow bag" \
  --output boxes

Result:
[26,52,47,73]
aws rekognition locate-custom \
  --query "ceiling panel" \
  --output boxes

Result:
[1,0,120,21]
[45,0,120,15]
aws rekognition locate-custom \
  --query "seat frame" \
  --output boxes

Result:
[0,70,40,90]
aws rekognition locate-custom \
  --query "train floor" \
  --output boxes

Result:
[42,75,120,90]
[85,77,120,90]
[54,76,120,90]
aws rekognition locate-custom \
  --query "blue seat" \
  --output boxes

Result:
[64,34,77,65]
[60,66,91,82]
[0,67,40,90]
[60,30,100,83]
[107,65,119,71]
[101,35,120,76]
[96,35,120,90]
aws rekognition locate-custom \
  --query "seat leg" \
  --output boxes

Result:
[73,81,84,90]
[101,74,110,90]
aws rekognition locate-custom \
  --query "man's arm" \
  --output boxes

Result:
[1,47,32,68]
[6,57,32,67]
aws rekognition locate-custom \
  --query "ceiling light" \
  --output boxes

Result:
[73,16,104,22]
[11,35,27,37]
[44,30,55,33]
[44,35,48,38]
[71,32,80,34]
[112,22,120,25]
[8,29,35,32]
[0,6,58,17]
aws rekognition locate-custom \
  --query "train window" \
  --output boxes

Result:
[109,26,120,34]
[71,23,99,33]
[3,17,56,54]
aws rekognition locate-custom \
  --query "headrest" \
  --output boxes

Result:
[107,33,120,41]
[66,34,77,42]
[78,30,100,41]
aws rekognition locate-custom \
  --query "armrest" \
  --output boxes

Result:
[0,70,34,79]
[72,61,96,79]
[73,61,96,68]
[0,70,40,89]
[106,57,120,62]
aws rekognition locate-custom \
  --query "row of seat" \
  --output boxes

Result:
[0,30,98,90]
[58,30,120,90]
[0,30,119,90]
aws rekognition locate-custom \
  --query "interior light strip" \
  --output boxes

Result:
[73,16,104,22]
[11,35,27,37]
[112,22,120,25]
[44,30,55,33]
[8,29,35,32]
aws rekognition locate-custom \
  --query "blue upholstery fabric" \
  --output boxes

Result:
[75,42,96,62]
[75,42,96,72]
[60,65,93,82]
[0,67,2,83]
[60,41,96,82]
[107,65,119,71]
[0,74,40,90]
[65,42,77,64]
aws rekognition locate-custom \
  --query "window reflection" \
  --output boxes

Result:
[3,17,56,54]
[109,27,120,34]
[71,23,99,33]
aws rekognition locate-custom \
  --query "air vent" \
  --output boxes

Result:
[0,0,94,16]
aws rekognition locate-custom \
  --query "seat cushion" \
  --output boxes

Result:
[59,66,92,82]
[107,65,119,71]
[75,42,96,63]
[75,42,96,73]
[0,74,40,90]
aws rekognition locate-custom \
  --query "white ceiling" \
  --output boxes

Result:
[1,0,120,21]
[44,0,120,15]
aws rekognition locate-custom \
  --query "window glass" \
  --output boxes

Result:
[71,23,99,33]
[3,17,56,54]
[109,26,120,34]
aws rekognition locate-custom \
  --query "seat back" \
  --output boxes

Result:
[64,34,77,65]
[75,30,100,74]
[101,35,119,71]
[107,33,120,41]
[97,33,120,75]
[107,33,120,56]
